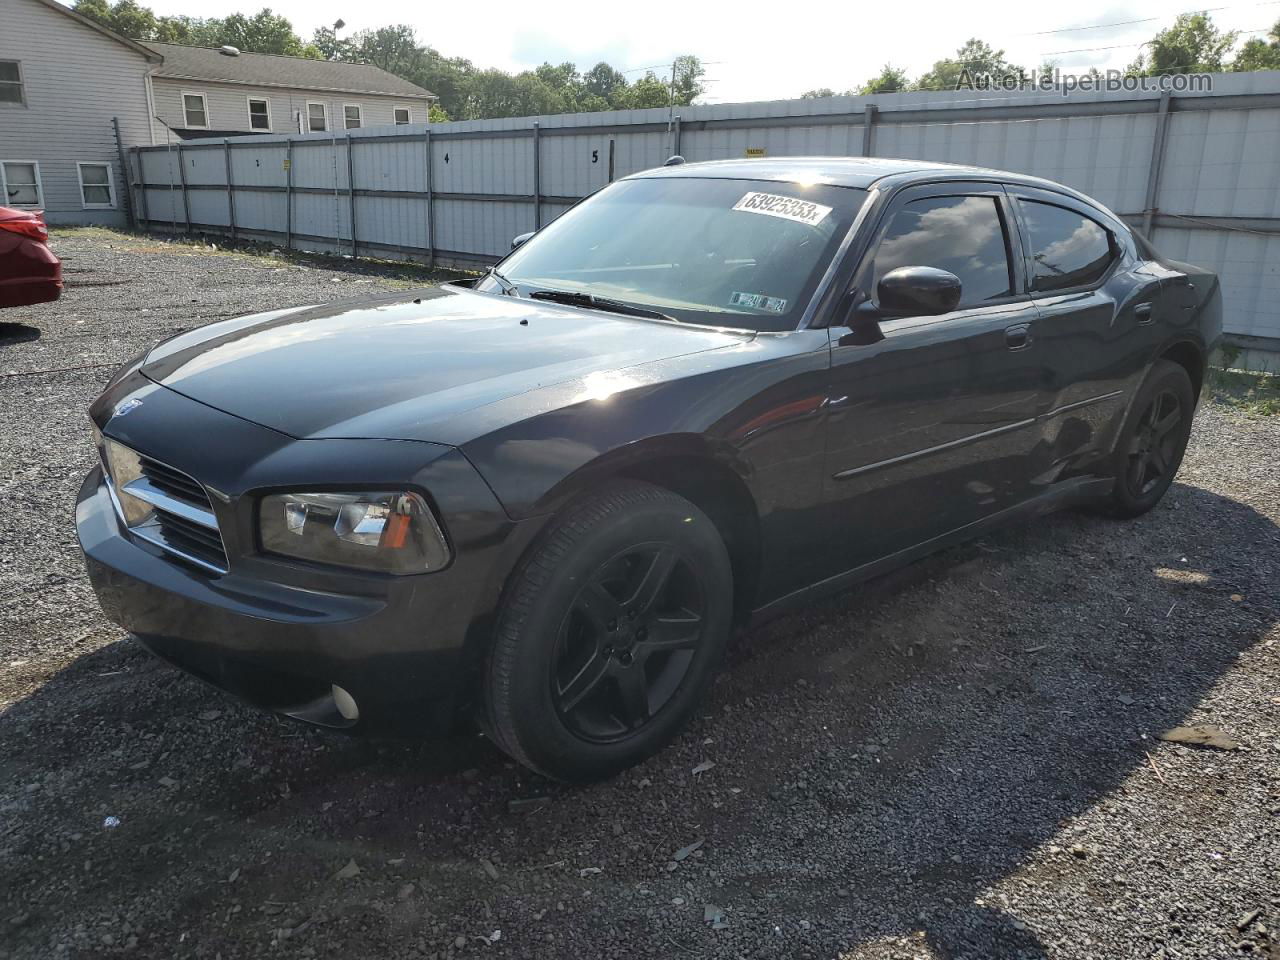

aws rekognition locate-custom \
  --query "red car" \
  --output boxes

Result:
[0,206,61,308]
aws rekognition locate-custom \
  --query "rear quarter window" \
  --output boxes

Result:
[1020,200,1115,292]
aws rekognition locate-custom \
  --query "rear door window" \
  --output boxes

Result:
[872,196,1013,308]
[1019,200,1115,292]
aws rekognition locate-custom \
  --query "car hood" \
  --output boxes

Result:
[141,285,747,442]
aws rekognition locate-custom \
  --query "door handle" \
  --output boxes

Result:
[1004,322,1032,351]
[1134,302,1154,324]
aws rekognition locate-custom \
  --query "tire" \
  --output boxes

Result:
[1106,359,1195,518]
[483,481,733,783]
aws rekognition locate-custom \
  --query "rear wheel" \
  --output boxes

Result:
[483,482,732,782]
[1107,359,1195,518]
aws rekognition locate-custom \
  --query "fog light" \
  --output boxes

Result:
[332,684,359,721]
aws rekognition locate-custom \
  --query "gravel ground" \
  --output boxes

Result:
[1,229,1277,960]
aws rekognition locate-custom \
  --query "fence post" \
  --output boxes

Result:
[284,139,293,250]
[1142,91,1173,237]
[673,115,682,157]
[176,142,191,234]
[862,104,878,158]
[132,147,149,227]
[533,121,542,229]
[224,139,237,242]
[112,117,135,230]
[425,127,435,268]
[346,134,358,258]
[607,137,615,183]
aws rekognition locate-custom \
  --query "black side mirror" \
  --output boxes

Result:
[877,266,962,317]
[511,231,535,250]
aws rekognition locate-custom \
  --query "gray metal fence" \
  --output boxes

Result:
[130,71,1280,353]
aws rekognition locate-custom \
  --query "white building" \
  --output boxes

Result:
[0,0,435,227]
[145,43,435,143]
[0,0,158,225]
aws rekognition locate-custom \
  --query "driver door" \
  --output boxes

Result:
[819,182,1048,576]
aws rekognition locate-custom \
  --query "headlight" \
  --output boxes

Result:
[259,491,450,574]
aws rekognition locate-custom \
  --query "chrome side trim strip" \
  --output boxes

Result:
[1043,390,1124,419]
[832,418,1037,480]
[122,477,220,530]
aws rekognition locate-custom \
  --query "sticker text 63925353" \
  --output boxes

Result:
[732,191,832,227]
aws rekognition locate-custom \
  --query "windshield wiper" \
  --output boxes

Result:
[529,289,678,323]
[485,266,521,297]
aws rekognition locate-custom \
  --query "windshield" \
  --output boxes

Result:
[477,177,868,332]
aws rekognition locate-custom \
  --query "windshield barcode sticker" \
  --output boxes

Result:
[732,191,832,227]
[729,291,788,313]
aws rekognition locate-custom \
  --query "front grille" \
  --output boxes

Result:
[151,509,229,571]
[100,438,230,575]
[138,455,209,506]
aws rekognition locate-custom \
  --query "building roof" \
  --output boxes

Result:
[144,42,435,100]
[32,0,162,61]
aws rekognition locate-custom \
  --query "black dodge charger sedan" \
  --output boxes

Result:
[77,157,1221,781]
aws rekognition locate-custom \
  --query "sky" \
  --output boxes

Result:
[141,0,1280,102]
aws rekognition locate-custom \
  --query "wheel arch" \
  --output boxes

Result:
[1158,338,1206,402]
[534,435,763,626]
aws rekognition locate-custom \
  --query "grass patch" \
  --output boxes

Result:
[1207,366,1280,416]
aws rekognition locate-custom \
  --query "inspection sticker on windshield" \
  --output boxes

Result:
[729,291,788,313]
[732,191,832,227]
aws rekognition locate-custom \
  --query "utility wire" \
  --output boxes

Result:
[1012,0,1280,37]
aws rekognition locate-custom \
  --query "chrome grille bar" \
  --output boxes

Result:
[99,437,230,574]
[121,476,219,530]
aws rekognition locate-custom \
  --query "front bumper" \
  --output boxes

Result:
[76,375,533,736]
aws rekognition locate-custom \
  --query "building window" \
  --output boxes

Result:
[0,61,24,105]
[394,107,411,125]
[343,104,362,129]
[77,162,116,209]
[247,97,271,131]
[183,92,208,128]
[1,161,43,207]
[307,102,327,132]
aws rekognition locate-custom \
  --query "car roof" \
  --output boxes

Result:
[630,156,1088,198]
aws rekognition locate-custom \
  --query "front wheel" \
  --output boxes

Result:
[482,481,733,782]
[1107,359,1195,518]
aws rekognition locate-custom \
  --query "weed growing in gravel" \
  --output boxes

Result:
[1207,366,1280,417]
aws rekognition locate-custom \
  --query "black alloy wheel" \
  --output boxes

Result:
[1108,359,1194,518]
[1125,388,1184,497]
[551,544,706,742]
[482,481,733,783]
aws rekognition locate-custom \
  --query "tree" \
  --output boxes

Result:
[74,0,317,56]
[860,64,908,94]
[217,9,316,57]
[914,39,1022,91]
[671,55,705,104]
[351,25,426,75]
[624,72,673,109]
[74,0,156,37]
[583,62,627,102]
[801,87,838,99]
[1233,19,1280,71]
[1130,13,1238,74]
[311,25,355,61]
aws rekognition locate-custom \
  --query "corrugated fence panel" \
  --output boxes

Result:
[434,136,533,195]
[435,199,533,258]
[541,134,612,199]
[229,144,288,234]
[130,74,1280,346]
[1152,226,1280,340]
[1160,108,1280,219]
